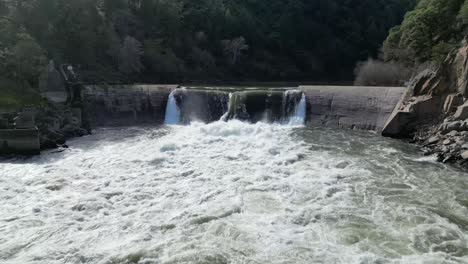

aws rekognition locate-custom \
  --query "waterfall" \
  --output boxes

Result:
[281,90,306,125]
[164,90,181,125]
[220,93,232,121]
[163,88,306,125]
[287,93,306,126]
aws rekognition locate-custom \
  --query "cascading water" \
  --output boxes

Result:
[164,88,230,124]
[281,90,307,125]
[287,92,306,125]
[220,93,232,121]
[164,90,181,125]
[165,88,307,125]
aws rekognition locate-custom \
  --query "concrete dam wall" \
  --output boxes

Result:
[82,84,177,127]
[0,129,40,155]
[300,86,406,131]
[81,85,406,131]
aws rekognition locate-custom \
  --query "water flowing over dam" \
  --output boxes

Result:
[164,88,307,125]
[80,85,405,131]
[1,85,467,263]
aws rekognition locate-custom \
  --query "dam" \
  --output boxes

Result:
[1,85,467,264]
[80,85,406,131]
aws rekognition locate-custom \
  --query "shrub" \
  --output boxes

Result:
[354,59,411,86]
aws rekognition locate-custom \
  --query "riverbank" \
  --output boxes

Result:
[382,44,468,169]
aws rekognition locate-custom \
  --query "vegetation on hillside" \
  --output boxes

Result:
[0,0,415,88]
[355,0,468,87]
[383,0,468,66]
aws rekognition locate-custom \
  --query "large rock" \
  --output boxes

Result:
[382,95,442,137]
[461,150,468,160]
[451,45,468,95]
[453,101,468,120]
[443,93,464,114]
[383,44,468,138]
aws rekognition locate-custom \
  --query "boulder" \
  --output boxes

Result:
[440,121,463,133]
[443,93,464,114]
[461,150,468,160]
[427,136,439,144]
[453,102,468,120]
[382,96,441,137]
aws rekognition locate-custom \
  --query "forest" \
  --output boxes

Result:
[1,0,467,108]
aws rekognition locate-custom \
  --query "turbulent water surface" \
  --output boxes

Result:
[1,121,468,264]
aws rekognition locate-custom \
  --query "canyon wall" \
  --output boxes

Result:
[382,45,468,166]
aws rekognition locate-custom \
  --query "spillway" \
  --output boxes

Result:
[164,88,307,125]
[80,85,405,132]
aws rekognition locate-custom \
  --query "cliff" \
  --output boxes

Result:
[383,44,468,166]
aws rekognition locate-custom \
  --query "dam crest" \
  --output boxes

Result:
[81,85,406,131]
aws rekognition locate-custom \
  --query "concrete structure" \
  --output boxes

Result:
[0,128,40,155]
[300,86,407,131]
[42,92,68,103]
[82,84,178,127]
[65,84,409,132]
[14,108,37,129]
[39,60,68,104]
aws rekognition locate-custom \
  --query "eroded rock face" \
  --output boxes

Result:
[452,45,468,95]
[383,44,468,167]
[452,101,468,120]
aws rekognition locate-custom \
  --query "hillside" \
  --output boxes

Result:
[1,0,415,86]
[384,0,468,66]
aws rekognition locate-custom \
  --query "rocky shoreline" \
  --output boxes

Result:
[383,44,468,169]
[413,123,468,168]
[35,104,90,150]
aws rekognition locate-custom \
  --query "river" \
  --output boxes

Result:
[1,121,467,263]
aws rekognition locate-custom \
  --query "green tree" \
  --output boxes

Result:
[384,0,466,65]
[0,0,417,89]
[8,37,46,89]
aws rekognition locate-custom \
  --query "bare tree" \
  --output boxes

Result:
[354,59,411,87]
[118,36,144,75]
[222,36,249,65]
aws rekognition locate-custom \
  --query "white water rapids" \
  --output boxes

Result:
[1,121,468,263]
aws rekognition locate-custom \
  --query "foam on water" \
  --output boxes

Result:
[0,122,468,264]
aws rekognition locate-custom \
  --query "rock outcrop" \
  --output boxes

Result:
[383,44,468,167]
